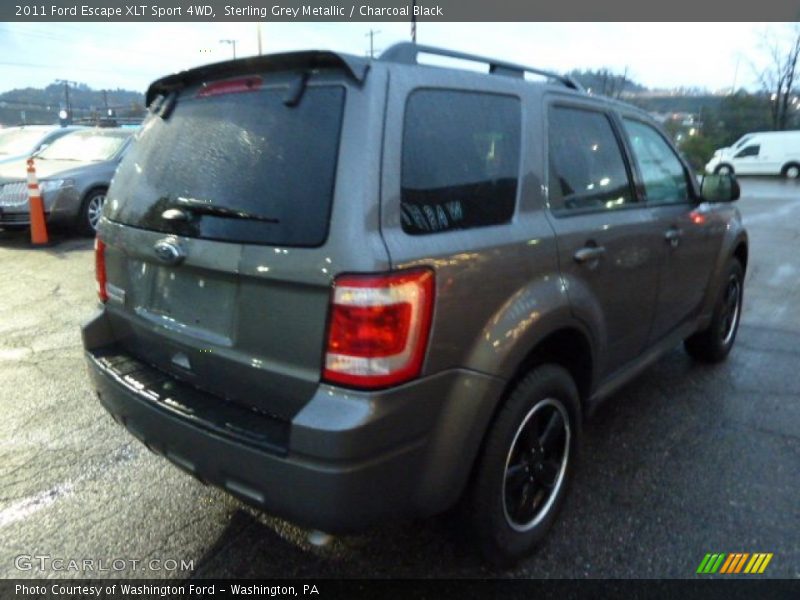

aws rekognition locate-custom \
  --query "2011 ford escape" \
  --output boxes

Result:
[82,44,748,563]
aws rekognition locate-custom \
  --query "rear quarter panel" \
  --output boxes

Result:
[377,66,577,380]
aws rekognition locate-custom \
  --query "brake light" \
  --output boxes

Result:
[95,238,108,303]
[196,76,263,98]
[323,269,435,389]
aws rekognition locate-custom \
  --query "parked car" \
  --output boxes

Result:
[705,130,800,178]
[0,125,84,165]
[81,44,748,564]
[0,128,133,234]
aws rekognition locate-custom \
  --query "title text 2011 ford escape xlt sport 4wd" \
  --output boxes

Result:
[82,44,748,563]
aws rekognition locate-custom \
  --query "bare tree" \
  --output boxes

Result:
[757,25,800,131]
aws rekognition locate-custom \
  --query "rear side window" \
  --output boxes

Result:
[548,106,635,214]
[401,90,521,235]
[106,83,345,246]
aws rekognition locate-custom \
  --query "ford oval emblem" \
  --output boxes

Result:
[153,239,185,265]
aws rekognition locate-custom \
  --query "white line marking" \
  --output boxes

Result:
[0,482,75,529]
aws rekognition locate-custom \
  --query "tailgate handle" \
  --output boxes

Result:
[161,208,190,221]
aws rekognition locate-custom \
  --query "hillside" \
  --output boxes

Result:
[0,83,145,126]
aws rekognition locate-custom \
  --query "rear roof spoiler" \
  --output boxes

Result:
[145,50,369,106]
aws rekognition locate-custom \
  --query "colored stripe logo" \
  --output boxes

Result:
[697,553,773,574]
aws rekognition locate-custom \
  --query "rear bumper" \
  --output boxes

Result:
[82,310,505,533]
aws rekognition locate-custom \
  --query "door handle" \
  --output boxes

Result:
[664,228,683,247]
[573,245,606,264]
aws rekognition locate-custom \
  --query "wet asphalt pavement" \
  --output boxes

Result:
[0,178,798,580]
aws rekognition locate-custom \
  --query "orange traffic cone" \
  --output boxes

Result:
[26,158,49,245]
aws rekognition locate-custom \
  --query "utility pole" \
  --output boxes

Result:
[411,0,417,42]
[55,79,78,122]
[411,0,417,44]
[365,29,380,58]
[219,39,237,59]
[257,23,263,55]
[731,56,740,94]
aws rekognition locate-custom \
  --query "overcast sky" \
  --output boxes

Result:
[0,22,790,95]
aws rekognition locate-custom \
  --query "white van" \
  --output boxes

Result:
[705,130,800,178]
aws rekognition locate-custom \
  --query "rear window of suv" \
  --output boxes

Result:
[401,90,521,235]
[106,81,345,246]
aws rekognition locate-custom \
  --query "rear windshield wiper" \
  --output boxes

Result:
[150,91,178,120]
[167,196,280,224]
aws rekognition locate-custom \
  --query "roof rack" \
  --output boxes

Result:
[379,42,584,92]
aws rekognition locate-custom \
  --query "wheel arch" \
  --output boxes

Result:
[81,184,109,204]
[76,185,110,234]
[781,161,800,177]
[699,230,748,320]
[502,326,594,408]
[733,239,748,273]
[439,325,593,520]
[471,324,594,480]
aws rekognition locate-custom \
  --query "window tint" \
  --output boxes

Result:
[623,119,689,204]
[401,90,520,235]
[734,144,760,158]
[548,106,634,213]
[107,84,345,247]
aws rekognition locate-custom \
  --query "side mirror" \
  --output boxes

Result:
[701,173,740,203]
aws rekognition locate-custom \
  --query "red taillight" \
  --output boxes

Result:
[95,238,108,303]
[323,269,435,389]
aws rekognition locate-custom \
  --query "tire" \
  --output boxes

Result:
[684,259,744,363]
[782,163,800,180]
[467,364,581,566]
[715,164,734,176]
[76,188,107,237]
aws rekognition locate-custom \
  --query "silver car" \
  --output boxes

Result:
[0,128,132,234]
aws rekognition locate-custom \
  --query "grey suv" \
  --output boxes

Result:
[81,44,747,563]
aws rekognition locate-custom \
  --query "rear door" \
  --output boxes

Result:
[100,72,350,420]
[619,116,719,341]
[545,99,661,376]
[757,140,782,174]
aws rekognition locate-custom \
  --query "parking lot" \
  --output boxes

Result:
[0,177,798,579]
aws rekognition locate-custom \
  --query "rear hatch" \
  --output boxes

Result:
[99,65,354,421]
